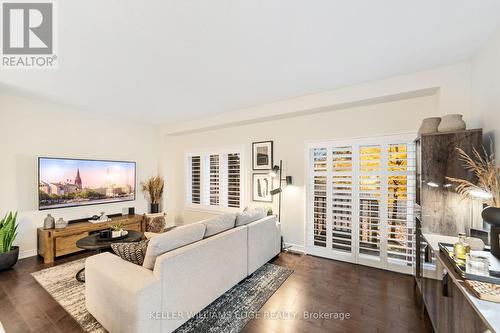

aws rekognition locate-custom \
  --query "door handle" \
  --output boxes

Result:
[442,272,450,297]
[424,244,431,263]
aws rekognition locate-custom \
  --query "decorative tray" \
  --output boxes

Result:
[88,218,112,223]
[465,280,500,303]
[439,242,500,284]
[96,230,129,241]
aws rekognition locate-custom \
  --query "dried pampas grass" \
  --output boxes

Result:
[141,176,164,204]
[446,146,500,207]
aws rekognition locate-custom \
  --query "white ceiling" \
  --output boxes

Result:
[1,0,500,125]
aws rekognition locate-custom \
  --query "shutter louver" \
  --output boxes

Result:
[227,153,241,208]
[359,146,381,257]
[190,156,201,204]
[311,148,327,247]
[331,146,353,253]
[209,155,220,206]
[387,143,416,266]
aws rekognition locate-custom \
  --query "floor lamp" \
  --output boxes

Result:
[269,160,292,251]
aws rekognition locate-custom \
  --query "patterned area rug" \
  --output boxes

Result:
[32,259,104,333]
[32,258,293,333]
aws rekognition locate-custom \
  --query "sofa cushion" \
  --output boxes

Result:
[202,213,236,237]
[235,207,267,227]
[142,223,206,269]
[111,239,149,266]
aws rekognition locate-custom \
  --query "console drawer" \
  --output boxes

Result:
[55,232,89,256]
[125,222,142,232]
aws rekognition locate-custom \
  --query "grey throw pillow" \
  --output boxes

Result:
[142,223,206,269]
[202,213,236,237]
[235,207,267,226]
[111,239,149,266]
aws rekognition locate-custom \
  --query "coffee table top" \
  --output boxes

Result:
[76,230,143,251]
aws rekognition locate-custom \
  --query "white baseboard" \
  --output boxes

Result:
[283,242,305,254]
[19,249,37,259]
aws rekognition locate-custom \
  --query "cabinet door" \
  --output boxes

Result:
[450,282,489,333]
[55,232,89,256]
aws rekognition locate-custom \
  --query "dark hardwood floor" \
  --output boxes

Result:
[0,251,430,333]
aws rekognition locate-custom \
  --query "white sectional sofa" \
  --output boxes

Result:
[85,211,281,333]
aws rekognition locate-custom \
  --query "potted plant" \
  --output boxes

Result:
[111,222,124,238]
[0,212,19,271]
[447,146,500,255]
[141,176,165,214]
[265,204,273,216]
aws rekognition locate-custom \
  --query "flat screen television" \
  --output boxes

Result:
[38,157,136,210]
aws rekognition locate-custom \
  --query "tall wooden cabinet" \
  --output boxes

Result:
[414,129,488,332]
[416,129,483,235]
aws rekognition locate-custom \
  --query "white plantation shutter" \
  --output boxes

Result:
[307,135,416,274]
[187,150,242,210]
[386,143,416,267]
[189,156,201,204]
[331,146,354,253]
[203,154,220,206]
[227,153,241,208]
[358,145,382,258]
[310,148,327,247]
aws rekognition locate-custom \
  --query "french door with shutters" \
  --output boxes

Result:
[306,134,416,274]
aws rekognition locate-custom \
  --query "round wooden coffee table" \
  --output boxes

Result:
[75,230,143,282]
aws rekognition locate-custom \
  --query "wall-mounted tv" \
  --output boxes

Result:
[38,157,136,210]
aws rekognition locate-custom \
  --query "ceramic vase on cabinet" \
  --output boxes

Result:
[43,214,55,229]
[438,114,466,133]
[418,117,441,135]
[55,218,68,229]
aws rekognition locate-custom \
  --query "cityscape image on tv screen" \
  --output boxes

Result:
[38,157,136,210]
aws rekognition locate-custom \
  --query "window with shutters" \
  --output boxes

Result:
[307,134,416,274]
[186,149,243,211]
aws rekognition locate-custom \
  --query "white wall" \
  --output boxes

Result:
[161,62,476,251]
[472,25,500,158]
[0,92,160,258]
[163,95,438,250]
[164,62,474,135]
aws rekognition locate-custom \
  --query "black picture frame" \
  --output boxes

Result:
[38,156,137,211]
[252,140,273,170]
[252,173,273,202]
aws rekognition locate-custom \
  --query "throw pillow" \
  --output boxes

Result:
[144,213,166,233]
[202,213,236,237]
[143,223,206,269]
[111,239,150,266]
[235,206,267,226]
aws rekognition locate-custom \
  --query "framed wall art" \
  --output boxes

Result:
[252,141,273,170]
[252,173,273,202]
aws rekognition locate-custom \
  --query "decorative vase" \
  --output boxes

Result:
[43,214,55,229]
[437,114,466,133]
[418,117,441,135]
[0,246,19,271]
[55,217,68,229]
[112,230,122,238]
[481,207,500,257]
[150,203,160,214]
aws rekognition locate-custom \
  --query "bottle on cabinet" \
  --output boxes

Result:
[453,232,471,262]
